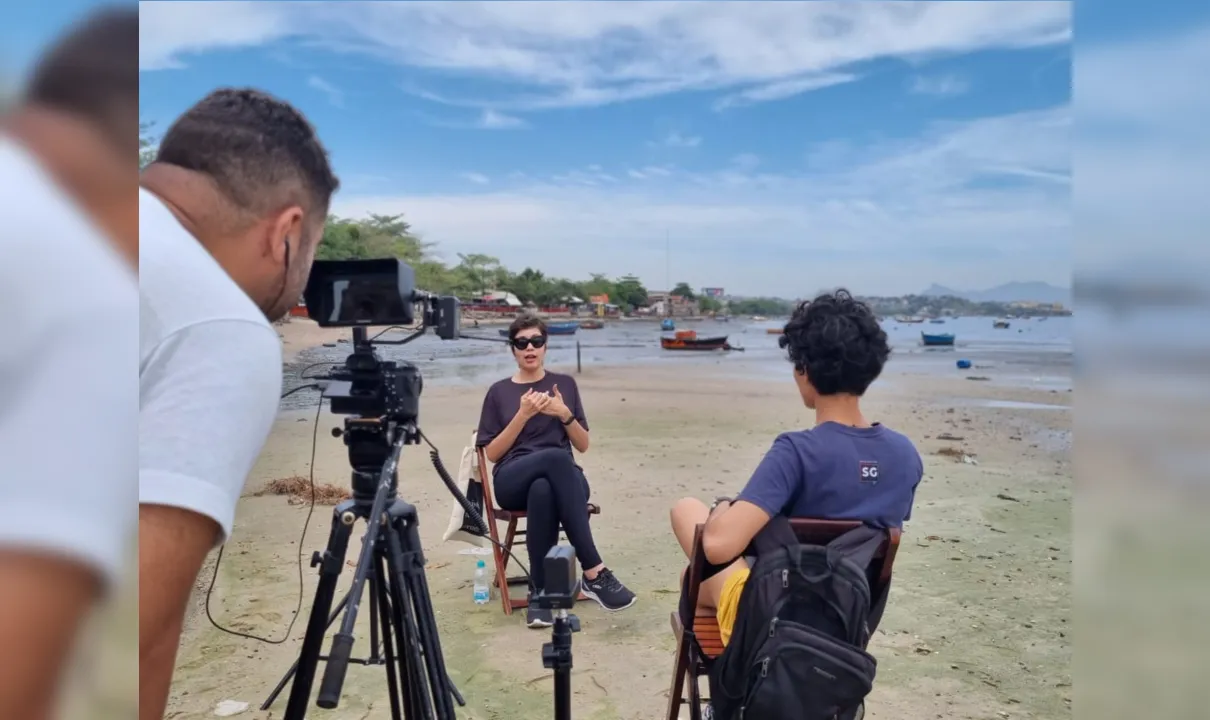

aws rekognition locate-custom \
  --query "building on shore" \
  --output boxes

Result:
[646,291,697,317]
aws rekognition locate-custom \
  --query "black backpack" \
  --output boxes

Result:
[705,518,887,720]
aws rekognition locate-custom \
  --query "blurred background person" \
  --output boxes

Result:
[138,87,338,720]
[0,6,138,720]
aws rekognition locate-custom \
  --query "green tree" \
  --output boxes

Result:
[730,297,795,316]
[140,121,157,169]
[612,274,649,310]
[454,253,503,295]
[698,296,723,313]
[576,273,615,301]
[671,282,696,300]
[317,214,434,264]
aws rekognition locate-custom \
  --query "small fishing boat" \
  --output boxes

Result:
[896,316,925,324]
[929,318,946,324]
[751,315,767,322]
[579,319,605,329]
[921,332,955,347]
[661,318,676,331]
[661,329,734,351]
[993,320,1010,329]
[766,328,783,335]
[546,321,579,335]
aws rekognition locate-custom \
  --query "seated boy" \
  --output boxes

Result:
[670,290,923,647]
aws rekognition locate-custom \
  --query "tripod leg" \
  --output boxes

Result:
[375,553,404,720]
[261,592,350,710]
[282,501,357,720]
[395,514,463,714]
[385,523,437,720]
[408,557,466,707]
[368,573,383,664]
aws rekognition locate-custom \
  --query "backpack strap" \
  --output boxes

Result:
[825,525,886,571]
[750,514,800,559]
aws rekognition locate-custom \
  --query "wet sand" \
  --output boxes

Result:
[166,320,1072,720]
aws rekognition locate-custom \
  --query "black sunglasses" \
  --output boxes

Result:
[512,335,548,350]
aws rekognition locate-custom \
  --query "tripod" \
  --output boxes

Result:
[538,546,580,720]
[263,422,464,720]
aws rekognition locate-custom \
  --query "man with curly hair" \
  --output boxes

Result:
[669,289,923,648]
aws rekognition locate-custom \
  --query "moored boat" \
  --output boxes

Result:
[896,316,925,324]
[766,327,782,335]
[661,329,734,351]
[921,332,956,347]
[546,321,579,335]
[579,319,605,329]
[661,318,676,331]
[993,319,1010,329]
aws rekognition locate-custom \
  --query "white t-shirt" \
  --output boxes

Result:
[0,137,138,585]
[139,188,282,542]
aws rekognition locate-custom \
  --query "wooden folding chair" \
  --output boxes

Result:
[666,518,901,720]
[475,444,602,615]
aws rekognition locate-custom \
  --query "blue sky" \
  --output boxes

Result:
[18,1,1206,297]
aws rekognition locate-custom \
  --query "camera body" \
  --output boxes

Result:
[537,546,579,611]
[303,258,460,422]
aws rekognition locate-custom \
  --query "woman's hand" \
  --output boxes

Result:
[540,385,573,422]
[518,389,551,420]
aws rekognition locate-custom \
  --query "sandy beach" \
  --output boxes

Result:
[165,318,1072,720]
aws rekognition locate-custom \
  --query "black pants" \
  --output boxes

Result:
[493,448,602,591]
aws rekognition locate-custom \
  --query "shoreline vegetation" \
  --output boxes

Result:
[316,214,1071,319]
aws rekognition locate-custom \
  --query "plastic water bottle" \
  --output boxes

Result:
[472,559,490,605]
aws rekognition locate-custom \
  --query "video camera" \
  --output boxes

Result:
[303,258,460,421]
[272,258,477,720]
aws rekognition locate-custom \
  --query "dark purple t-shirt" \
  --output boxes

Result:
[736,422,924,529]
[476,372,588,476]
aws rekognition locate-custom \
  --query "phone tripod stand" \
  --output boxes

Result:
[263,422,463,720]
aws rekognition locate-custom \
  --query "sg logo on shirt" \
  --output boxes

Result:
[859,460,879,483]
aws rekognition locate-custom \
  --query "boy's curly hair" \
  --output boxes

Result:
[778,289,890,396]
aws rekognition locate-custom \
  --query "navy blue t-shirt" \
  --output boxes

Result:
[736,422,923,529]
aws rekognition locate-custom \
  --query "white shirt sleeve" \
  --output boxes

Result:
[0,316,138,585]
[139,319,283,542]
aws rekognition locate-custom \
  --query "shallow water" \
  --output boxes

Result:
[971,399,1071,411]
[280,316,1072,410]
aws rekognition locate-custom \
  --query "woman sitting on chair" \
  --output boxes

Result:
[477,315,636,628]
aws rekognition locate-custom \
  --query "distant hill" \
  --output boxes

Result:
[922,281,1071,306]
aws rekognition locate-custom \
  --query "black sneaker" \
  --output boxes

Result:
[581,568,636,612]
[526,599,553,629]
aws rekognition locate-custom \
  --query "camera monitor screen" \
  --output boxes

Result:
[304,259,416,327]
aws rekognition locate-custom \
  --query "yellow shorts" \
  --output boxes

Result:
[716,568,751,647]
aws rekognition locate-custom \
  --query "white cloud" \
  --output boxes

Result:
[460,172,490,185]
[334,106,1071,295]
[907,73,970,96]
[478,109,527,129]
[713,73,857,110]
[139,1,295,71]
[652,131,701,148]
[417,108,529,130]
[307,75,344,107]
[139,1,1070,109]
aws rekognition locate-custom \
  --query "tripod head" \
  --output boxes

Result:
[539,546,579,720]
